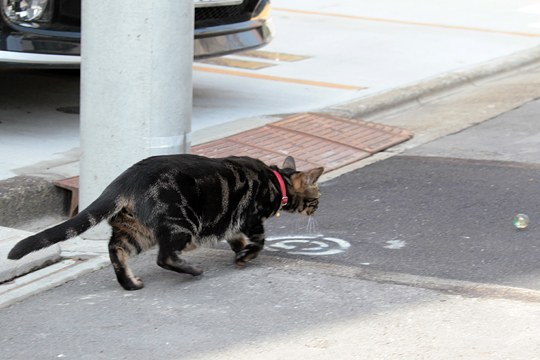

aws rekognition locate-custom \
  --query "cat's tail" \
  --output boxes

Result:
[7,195,120,260]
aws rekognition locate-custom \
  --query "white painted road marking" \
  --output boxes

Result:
[266,234,351,256]
[383,240,407,250]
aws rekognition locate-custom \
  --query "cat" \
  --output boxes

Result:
[8,154,324,290]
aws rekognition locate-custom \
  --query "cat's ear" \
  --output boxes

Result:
[282,156,296,171]
[305,167,324,185]
[292,167,324,190]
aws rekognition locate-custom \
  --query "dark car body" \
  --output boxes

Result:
[0,0,273,67]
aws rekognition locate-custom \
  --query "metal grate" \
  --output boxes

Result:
[52,0,261,29]
[56,0,81,26]
[195,0,259,28]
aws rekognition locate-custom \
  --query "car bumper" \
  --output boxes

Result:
[0,50,80,67]
[0,14,274,67]
[194,18,274,59]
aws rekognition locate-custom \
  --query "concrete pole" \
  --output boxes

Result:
[80,2,193,212]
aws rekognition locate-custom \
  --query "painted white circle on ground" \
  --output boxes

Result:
[265,234,351,256]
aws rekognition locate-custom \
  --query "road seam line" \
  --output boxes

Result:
[195,249,540,303]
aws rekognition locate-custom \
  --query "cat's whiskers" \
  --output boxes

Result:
[306,215,319,234]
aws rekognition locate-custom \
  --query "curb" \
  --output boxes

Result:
[0,176,67,228]
[324,44,540,119]
[0,226,61,283]
[0,256,110,309]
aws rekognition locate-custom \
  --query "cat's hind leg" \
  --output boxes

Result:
[156,228,204,276]
[108,228,145,291]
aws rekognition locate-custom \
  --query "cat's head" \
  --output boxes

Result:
[280,156,324,216]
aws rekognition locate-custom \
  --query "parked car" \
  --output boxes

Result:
[0,0,273,67]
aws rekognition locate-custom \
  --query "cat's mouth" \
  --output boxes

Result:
[304,206,318,216]
[300,198,319,216]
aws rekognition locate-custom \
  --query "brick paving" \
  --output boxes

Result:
[193,112,413,171]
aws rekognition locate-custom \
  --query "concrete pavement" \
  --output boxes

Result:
[2,250,540,359]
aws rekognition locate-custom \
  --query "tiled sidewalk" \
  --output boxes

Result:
[194,112,413,171]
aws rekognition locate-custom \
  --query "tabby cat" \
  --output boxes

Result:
[8,154,324,290]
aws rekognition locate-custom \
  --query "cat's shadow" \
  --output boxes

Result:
[126,246,244,289]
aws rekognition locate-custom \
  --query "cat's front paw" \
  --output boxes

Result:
[235,258,247,267]
[234,247,261,267]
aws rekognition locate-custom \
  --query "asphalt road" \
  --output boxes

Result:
[266,155,540,289]
[266,98,540,290]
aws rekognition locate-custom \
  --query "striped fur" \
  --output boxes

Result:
[7,154,324,290]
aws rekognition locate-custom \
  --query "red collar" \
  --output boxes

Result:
[272,170,288,209]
